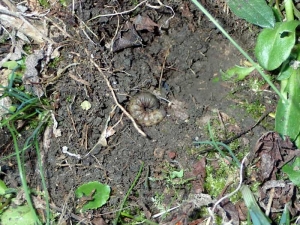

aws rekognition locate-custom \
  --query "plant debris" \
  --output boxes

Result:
[112,22,143,52]
[22,50,44,97]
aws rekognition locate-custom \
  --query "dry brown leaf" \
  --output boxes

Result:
[132,15,159,32]
[23,50,44,97]
[251,132,293,182]
[112,22,142,52]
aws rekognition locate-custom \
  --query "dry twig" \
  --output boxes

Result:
[88,55,147,137]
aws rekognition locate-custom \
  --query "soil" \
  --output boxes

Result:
[1,0,277,224]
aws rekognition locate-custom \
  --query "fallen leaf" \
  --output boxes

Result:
[259,180,294,213]
[251,132,294,182]
[191,157,206,193]
[112,22,142,52]
[22,50,44,97]
[132,15,159,32]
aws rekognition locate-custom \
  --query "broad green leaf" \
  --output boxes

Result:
[227,0,275,28]
[275,70,300,145]
[222,65,255,81]
[255,21,300,70]
[0,205,36,225]
[282,157,300,186]
[75,181,110,212]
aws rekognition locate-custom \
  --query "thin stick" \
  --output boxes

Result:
[89,57,147,137]
[88,0,148,21]
[158,48,170,90]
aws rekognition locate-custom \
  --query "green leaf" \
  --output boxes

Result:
[170,169,184,179]
[75,181,110,212]
[275,70,300,145]
[221,65,255,81]
[277,60,293,80]
[2,61,18,70]
[0,205,36,225]
[279,202,290,225]
[240,185,271,225]
[255,21,300,70]
[282,157,300,186]
[227,0,275,28]
[0,180,8,195]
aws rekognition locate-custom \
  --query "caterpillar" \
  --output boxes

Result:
[128,92,166,126]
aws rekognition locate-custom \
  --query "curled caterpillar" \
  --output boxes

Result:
[128,92,166,126]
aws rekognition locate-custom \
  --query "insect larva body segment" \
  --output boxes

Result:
[128,92,166,126]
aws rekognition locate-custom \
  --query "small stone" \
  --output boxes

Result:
[154,148,165,159]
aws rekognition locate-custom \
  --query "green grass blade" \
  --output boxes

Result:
[7,123,42,225]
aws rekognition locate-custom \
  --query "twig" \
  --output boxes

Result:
[195,108,273,154]
[88,0,148,21]
[88,0,175,28]
[265,187,275,216]
[89,56,147,137]
[158,48,170,90]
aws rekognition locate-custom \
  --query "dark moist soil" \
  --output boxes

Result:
[2,0,276,224]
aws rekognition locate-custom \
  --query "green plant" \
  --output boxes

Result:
[190,0,297,224]
[224,0,300,148]
[0,64,52,224]
[113,162,144,225]
[75,181,110,212]
[0,179,37,225]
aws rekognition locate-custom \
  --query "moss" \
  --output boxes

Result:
[205,158,243,203]
[241,99,266,120]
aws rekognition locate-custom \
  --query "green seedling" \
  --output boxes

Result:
[0,180,16,213]
[75,181,110,212]
[194,121,241,167]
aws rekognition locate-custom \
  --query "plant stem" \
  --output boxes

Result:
[113,162,145,225]
[7,123,42,225]
[190,0,285,102]
[285,0,294,21]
